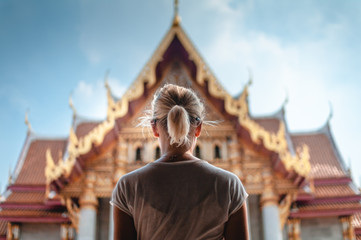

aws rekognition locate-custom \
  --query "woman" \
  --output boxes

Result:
[111,84,249,240]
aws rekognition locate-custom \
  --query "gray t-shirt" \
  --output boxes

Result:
[110,159,248,240]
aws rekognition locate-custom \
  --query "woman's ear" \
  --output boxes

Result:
[151,121,159,137]
[195,123,202,137]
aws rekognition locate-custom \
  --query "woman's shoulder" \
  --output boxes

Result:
[115,163,155,185]
[198,160,240,179]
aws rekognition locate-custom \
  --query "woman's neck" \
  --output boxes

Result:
[157,150,196,162]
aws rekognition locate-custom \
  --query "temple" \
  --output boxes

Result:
[1,6,361,240]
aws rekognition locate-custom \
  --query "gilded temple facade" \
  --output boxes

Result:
[1,11,361,240]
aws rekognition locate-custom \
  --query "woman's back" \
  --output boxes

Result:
[112,159,247,240]
[111,84,249,239]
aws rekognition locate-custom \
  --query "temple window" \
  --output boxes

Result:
[155,146,161,160]
[135,147,142,162]
[214,145,221,159]
[195,145,201,159]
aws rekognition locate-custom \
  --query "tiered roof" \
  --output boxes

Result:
[0,137,69,224]
[255,110,361,223]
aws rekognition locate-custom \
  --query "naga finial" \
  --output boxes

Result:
[327,101,333,123]
[247,67,253,87]
[104,69,110,91]
[25,110,32,134]
[8,166,13,185]
[283,88,289,107]
[69,92,76,119]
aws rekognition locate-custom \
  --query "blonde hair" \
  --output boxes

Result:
[151,84,205,147]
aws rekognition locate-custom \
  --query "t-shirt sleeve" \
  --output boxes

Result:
[110,177,132,216]
[228,174,248,217]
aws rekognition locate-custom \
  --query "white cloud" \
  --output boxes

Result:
[199,0,361,186]
[107,77,127,98]
[73,77,126,119]
[76,81,94,98]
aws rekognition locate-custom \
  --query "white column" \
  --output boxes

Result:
[261,169,282,240]
[262,204,282,240]
[108,205,114,240]
[78,208,97,240]
[78,171,98,240]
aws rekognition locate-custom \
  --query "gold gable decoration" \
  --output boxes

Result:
[45,19,311,188]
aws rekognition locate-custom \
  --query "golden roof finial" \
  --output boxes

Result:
[25,110,32,134]
[327,101,333,123]
[104,69,110,92]
[69,92,76,119]
[8,166,12,185]
[247,67,253,87]
[172,0,181,26]
[283,88,289,107]
[104,70,116,119]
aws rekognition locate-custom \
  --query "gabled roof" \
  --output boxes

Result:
[0,136,68,224]
[44,17,311,192]
[291,122,348,179]
[289,121,361,219]
[13,139,67,185]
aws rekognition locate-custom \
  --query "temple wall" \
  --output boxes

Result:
[97,198,110,240]
[300,217,342,240]
[20,223,60,240]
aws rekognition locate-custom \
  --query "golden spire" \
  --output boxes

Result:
[69,93,76,120]
[25,110,32,134]
[172,0,181,26]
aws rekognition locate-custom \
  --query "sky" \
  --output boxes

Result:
[0,0,360,191]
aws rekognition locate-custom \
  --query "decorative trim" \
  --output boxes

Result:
[287,218,301,240]
[279,194,296,229]
[65,198,79,232]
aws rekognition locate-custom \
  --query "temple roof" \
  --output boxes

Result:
[253,118,280,134]
[5,192,46,205]
[0,137,68,224]
[13,139,67,185]
[291,131,347,179]
[313,184,357,198]
[75,121,101,139]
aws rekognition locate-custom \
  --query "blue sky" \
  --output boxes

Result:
[0,0,360,190]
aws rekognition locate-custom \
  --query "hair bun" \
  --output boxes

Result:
[167,105,190,146]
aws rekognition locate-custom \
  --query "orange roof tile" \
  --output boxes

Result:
[0,220,6,236]
[314,184,357,198]
[6,192,45,204]
[298,201,361,211]
[0,209,64,218]
[14,139,67,185]
[75,122,100,138]
[253,118,280,134]
[291,133,346,179]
